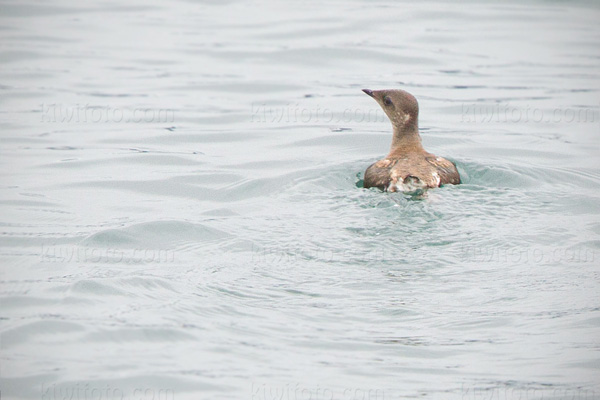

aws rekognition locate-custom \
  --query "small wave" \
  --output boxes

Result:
[81,220,230,249]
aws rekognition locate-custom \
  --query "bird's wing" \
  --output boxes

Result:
[425,156,461,185]
[363,158,397,189]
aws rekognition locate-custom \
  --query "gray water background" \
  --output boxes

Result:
[1,0,599,399]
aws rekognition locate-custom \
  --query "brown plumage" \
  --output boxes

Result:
[362,88,460,192]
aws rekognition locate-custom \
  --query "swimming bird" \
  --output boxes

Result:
[362,88,460,192]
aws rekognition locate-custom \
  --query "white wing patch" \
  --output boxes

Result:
[432,172,441,186]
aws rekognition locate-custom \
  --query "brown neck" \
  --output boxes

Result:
[388,125,424,156]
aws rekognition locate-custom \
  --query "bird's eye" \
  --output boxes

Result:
[383,97,393,106]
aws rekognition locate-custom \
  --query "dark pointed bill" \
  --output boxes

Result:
[362,89,374,97]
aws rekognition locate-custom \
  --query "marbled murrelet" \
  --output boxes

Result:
[362,89,460,192]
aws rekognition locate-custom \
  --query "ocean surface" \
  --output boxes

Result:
[1,0,599,399]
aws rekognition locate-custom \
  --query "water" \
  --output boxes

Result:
[1,0,599,399]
